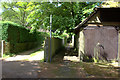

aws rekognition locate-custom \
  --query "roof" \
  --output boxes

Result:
[75,7,120,33]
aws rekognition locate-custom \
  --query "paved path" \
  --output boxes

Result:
[3,47,44,61]
[1,48,87,78]
[1,47,44,78]
[2,60,119,78]
[4,51,44,61]
[1,47,119,78]
[29,51,44,61]
[2,60,40,78]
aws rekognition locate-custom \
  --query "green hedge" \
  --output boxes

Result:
[0,21,44,43]
[0,22,2,40]
[0,21,45,53]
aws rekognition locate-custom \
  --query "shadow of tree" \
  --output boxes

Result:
[2,60,41,78]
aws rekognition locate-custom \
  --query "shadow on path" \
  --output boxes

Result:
[2,46,120,78]
[37,48,87,78]
[2,47,87,78]
[2,60,40,78]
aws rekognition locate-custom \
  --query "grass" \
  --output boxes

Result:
[3,53,16,58]
[3,54,10,58]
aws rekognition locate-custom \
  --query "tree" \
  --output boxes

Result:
[26,2,100,35]
[1,2,29,27]
[1,2,100,36]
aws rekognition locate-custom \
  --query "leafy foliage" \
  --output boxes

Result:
[26,2,100,35]
[1,21,45,53]
[1,2,100,37]
[1,21,44,43]
[0,22,2,40]
[1,2,29,27]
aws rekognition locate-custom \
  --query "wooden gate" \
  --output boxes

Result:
[84,26,118,60]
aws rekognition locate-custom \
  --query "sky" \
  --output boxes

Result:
[0,3,3,14]
[0,9,3,14]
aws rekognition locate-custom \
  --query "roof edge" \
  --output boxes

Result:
[74,7,98,33]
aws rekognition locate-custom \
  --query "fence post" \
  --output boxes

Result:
[1,40,4,58]
[72,35,74,47]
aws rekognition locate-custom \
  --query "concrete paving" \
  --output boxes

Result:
[2,60,40,78]
[1,46,119,78]
[3,51,44,61]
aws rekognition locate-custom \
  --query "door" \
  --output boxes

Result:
[84,26,118,60]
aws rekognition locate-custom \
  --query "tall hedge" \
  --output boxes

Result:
[0,21,45,53]
[0,21,43,43]
[0,22,2,40]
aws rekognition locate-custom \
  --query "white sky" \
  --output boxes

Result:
[0,3,3,14]
[0,0,12,14]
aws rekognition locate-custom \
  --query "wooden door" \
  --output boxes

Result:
[84,26,118,60]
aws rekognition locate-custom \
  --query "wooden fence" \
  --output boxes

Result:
[44,37,64,62]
